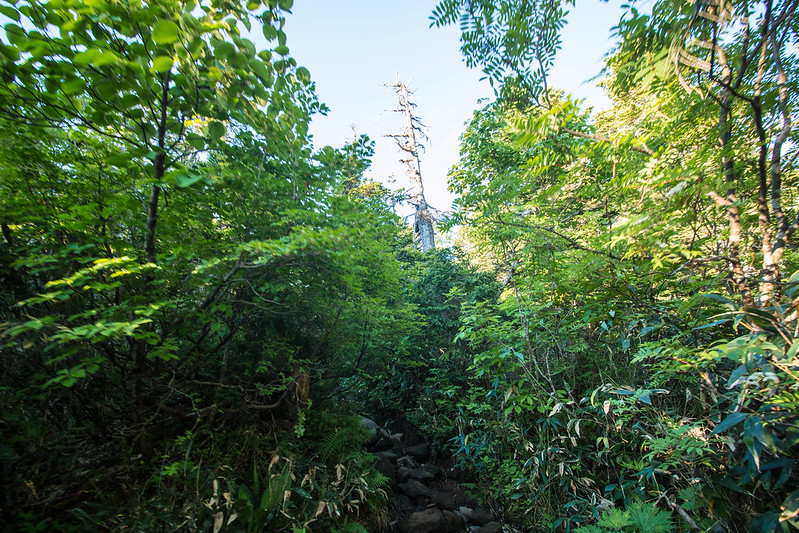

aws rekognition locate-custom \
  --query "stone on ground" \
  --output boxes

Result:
[401,508,466,533]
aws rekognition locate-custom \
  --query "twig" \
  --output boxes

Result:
[664,494,700,530]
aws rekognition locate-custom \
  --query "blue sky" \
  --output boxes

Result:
[282,1,627,212]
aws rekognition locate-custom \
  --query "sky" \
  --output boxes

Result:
[280,1,627,214]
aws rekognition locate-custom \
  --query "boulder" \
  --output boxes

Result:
[397,455,417,468]
[372,436,393,452]
[390,435,405,455]
[397,466,411,482]
[395,493,414,513]
[433,491,458,510]
[360,417,380,444]
[470,507,493,526]
[477,521,502,533]
[405,443,430,461]
[398,479,435,500]
[422,463,444,478]
[441,510,468,532]
[401,508,465,533]
[457,506,475,522]
[373,451,396,481]
[407,468,435,482]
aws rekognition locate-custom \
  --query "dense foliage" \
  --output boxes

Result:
[0,0,418,529]
[422,0,799,531]
[1,0,797,531]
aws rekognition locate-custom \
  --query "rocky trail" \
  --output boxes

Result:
[362,416,503,533]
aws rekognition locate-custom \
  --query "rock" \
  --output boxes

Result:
[433,491,457,510]
[401,508,443,533]
[457,506,474,521]
[438,478,478,508]
[397,466,411,482]
[373,451,396,481]
[441,510,468,532]
[469,507,493,526]
[372,436,393,452]
[379,450,399,461]
[398,479,435,499]
[395,493,414,513]
[405,443,430,460]
[401,508,465,533]
[476,521,502,533]
[397,455,416,468]
[407,468,435,482]
[360,417,380,444]
[422,463,444,477]
[390,435,405,455]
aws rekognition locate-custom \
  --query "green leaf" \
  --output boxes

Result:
[785,271,799,297]
[262,24,277,41]
[277,0,293,10]
[4,23,25,46]
[61,77,85,95]
[291,487,312,499]
[214,41,236,60]
[727,364,747,388]
[742,307,780,331]
[627,501,673,533]
[0,42,20,61]
[93,50,119,67]
[781,490,799,527]
[713,412,747,434]
[703,293,737,310]
[275,45,289,56]
[296,66,310,84]
[152,20,180,45]
[751,419,778,454]
[151,55,174,72]
[750,511,780,533]
[174,172,203,188]
[787,339,799,359]
[208,121,226,140]
[0,5,20,22]
[186,133,206,150]
[597,508,632,530]
[73,48,102,66]
[693,319,731,331]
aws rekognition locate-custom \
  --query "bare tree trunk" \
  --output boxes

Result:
[386,78,435,252]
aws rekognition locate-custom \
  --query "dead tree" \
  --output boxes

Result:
[384,78,435,252]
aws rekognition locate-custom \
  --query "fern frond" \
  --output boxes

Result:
[573,526,606,533]
[627,501,673,533]
[597,508,633,531]
[318,425,369,464]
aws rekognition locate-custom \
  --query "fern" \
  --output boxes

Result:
[359,458,390,493]
[573,526,606,533]
[574,501,675,533]
[318,424,369,464]
[597,508,633,531]
[627,501,673,533]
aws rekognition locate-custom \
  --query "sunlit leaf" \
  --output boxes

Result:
[152,20,180,45]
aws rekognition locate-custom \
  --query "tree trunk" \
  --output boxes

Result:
[387,79,435,252]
